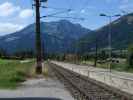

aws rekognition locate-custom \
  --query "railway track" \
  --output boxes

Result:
[48,62,133,100]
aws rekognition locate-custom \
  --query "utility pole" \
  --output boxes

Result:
[108,16,112,72]
[35,0,42,74]
[42,39,45,60]
[100,13,121,72]
[94,38,98,67]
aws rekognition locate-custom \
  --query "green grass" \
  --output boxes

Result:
[0,59,34,89]
[80,59,133,73]
[81,60,95,65]
[111,63,133,72]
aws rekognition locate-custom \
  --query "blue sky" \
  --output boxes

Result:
[0,0,133,35]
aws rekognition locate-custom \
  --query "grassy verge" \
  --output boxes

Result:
[0,59,34,89]
[111,63,133,73]
[80,60,133,73]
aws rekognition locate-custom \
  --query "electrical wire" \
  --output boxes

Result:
[72,0,90,22]
[32,0,91,22]
[41,6,73,11]
[32,1,35,18]
[65,0,72,20]
[42,15,85,21]
[40,9,72,18]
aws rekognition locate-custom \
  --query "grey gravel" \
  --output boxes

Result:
[0,78,74,100]
[0,62,74,100]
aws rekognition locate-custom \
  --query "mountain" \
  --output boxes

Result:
[0,20,91,54]
[78,13,133,51]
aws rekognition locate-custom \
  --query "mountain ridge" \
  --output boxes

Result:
[0,20,91,54]
[78,13,133,51]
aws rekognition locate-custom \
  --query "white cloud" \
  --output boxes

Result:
[81,9,86,13]
[0,2,20,17]
[19,9,33,19]
[0,23,24,36]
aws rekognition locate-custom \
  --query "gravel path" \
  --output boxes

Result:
[0,63,74,100]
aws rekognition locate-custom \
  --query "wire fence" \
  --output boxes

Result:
[51,61,133,96]
[71,68,133,95]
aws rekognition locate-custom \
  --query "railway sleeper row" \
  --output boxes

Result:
[48,62,133,100]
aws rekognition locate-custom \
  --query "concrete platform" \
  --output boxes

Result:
[51,61,133,95]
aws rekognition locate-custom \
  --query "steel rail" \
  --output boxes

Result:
[49,62,133,100]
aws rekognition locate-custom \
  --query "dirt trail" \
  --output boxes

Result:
[0,62,74,100]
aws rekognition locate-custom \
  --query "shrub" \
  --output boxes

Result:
[127,44,133,67]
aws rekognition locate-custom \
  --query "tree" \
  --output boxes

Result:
[0,48,8,58]
[100,50,107,60]
[14,50,34,59]
[127,44,133,67]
